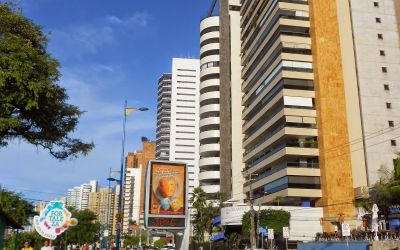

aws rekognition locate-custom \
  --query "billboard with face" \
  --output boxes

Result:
[145,160,187,229]
[150,163,185,215]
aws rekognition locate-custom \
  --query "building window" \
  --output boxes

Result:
[389,121,394,127]
[374,1,379,7]
[376,17,381,23]
[382,67,388,73]
[378,33,383,39]
[386,103,392,109]
[384,84,390,91]
[391,140,397,146]
[380,50,385,56]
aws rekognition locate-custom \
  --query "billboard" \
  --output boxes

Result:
[145,160,187,229]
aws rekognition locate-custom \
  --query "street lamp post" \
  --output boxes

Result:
[105,168,119,250]
[115,102,148,250]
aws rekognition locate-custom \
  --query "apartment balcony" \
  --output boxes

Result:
[244,142,319,174]
[201,184,220,194]
[243,161,320,189]
[200,104,220,115]
[200,91,220,103]
[200,143,220,156]
[199,157,220,167]
[200,65,220,79]
[200,116,220,129]
[200,79,220,91]
[199,130,220,141]
[200,42,220,56]
[243,126,318,161]
[199,171,220,181]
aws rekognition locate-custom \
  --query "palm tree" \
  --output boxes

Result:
[273,196,284,206]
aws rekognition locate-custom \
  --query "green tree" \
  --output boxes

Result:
[123,235,140,247]
[153,238,167,248]
[0,3,93,160]
[4,231,43,250]
[63,209,100,244]
[242,209,290,237]
[189,187,221,243]
[0,186,35,225]
[273,196,284,206]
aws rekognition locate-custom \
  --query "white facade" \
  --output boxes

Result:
[228,0,245,201]
[199,16,221,195]
[169,58,201,195]
[221,205,323,242]
[349,0,400,185]
[66,180,98,210]
[122,167,142,233]
[156,74,172,160]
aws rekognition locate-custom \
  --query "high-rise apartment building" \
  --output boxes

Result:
[88,187,119,235]
[199,16,221,195]
[348,0,400,186]
[123,141,155,230]
[156,74,172,161]
[156,58,200,195]
[198,0,245,199]
[239,0,400,231]
[66,180,98,210]
[240,0,321,208]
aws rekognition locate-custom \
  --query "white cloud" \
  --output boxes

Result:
[106,12,151,28]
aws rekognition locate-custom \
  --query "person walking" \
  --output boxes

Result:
[41,240,53,250]
[22,241,33,250]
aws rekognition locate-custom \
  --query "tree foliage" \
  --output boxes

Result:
[0,186,36,225]
[63,209,100,244]
[4,231,43,250]
[153,238,167,248]
[0,3,93,160]
[242,209,290,237]
[189,187,227,243]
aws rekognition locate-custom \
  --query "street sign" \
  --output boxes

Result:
[258,226,266,233]
[283,227,290,238]
[342,223,351,237]
[263,232,268,237]
[268,229,274,239]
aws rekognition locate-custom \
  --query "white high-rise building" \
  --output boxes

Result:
[199,16,221,195]
[66,180,98,210]
[122,167,142,233]
[169,58,200,195]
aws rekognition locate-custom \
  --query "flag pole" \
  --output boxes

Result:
[116,100,127,250]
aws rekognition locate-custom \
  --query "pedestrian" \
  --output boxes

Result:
[83,242,89,250]
[22,241,33,250]
[41,240,53,250]
[76,244,81,250]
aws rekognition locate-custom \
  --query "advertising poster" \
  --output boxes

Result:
[145,160,187,229]
[150,163,185,215]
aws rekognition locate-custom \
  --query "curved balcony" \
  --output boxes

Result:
[200,31,220,44]
[200,104,220,115]
[200,117,220,128]
[200,143,220,155]
[200,91,220,103]
[200,65,220,79]
[200,79,219,91]
[199,157,220,167]
[200,16,219,32]
[200,54,220,66]
[200,130,220,141]
[199,171,220,181]
[200,43,220,55]
[201,184,220,194]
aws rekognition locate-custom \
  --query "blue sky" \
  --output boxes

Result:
[0,0,212,202]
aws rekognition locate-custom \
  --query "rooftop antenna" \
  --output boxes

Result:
[208,0,218,17]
